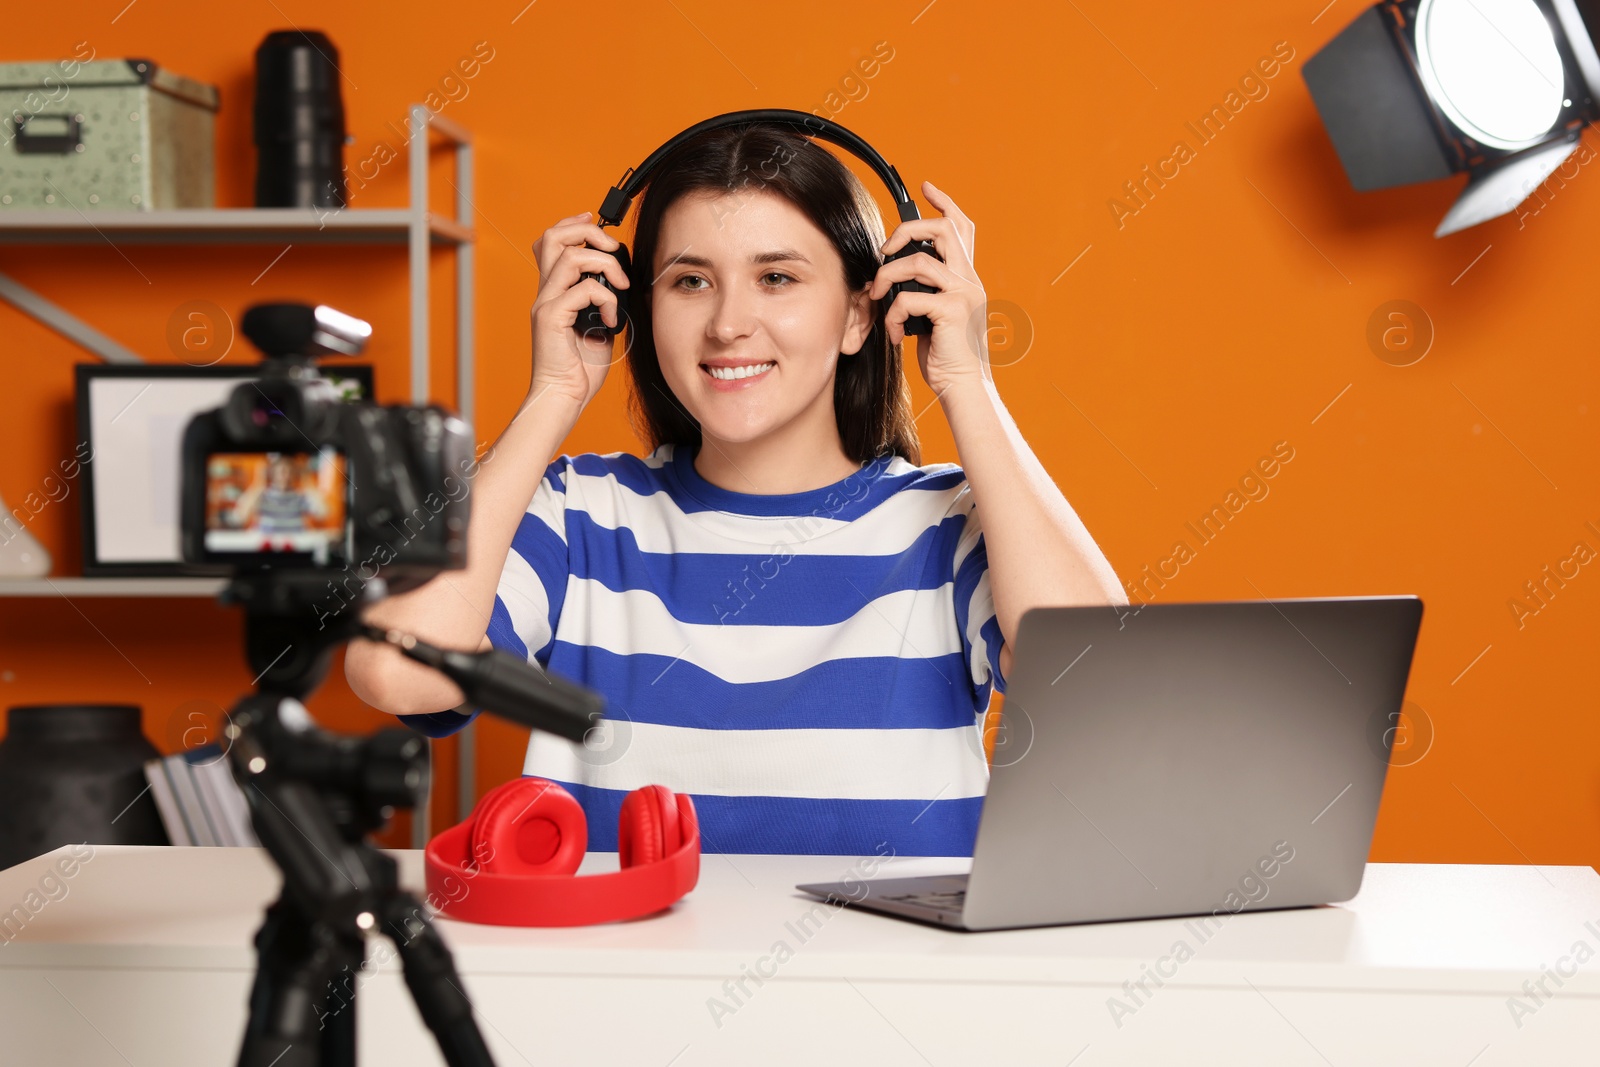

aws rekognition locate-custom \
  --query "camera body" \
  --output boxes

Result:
[179,303,473,596]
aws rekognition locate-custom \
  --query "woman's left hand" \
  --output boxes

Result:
[871,179,990,396]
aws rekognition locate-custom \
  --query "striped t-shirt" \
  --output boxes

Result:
[402,441,1008,856]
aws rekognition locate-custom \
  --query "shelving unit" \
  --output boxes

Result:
[0,577,225,597]
[0,207,473,245]
[0,104,475,416]
[0,105,479,844]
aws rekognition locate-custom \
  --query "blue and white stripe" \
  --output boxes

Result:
[404,442,1008,856]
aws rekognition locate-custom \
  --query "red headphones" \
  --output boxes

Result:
[424,776,700,926]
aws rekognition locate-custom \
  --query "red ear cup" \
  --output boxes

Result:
[464,778,520,860]
[470,777,586,876]
[618,785,681,868]
[653,786,683,854]
[674,791,698,846]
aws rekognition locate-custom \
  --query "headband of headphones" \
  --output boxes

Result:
[573,107,939,338]
[592,107,926,230]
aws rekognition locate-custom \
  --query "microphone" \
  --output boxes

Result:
[362,625,601,742]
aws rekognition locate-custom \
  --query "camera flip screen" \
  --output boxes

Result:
[204,448,348,564]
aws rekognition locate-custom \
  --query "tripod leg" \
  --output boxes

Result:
[382,892,495,1067]
[237,895,360,1067]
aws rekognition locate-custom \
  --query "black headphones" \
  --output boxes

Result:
[574,108,941,340]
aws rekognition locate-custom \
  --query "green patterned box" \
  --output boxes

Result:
[0,57,219,210]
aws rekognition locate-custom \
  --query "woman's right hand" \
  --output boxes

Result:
[528,211,632,410]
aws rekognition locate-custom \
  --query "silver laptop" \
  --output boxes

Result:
[797,595,1425,931]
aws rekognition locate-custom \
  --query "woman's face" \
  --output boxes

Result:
[650,189,873,448]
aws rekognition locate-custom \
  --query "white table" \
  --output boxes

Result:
[1,845,1597,1065]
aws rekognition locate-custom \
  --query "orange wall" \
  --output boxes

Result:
[3,1,1597,859]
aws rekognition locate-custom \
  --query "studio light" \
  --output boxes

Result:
[1303,0,1600,235]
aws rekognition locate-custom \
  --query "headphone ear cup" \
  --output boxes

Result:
[575,241,633,338]
[465,778,522,850]
[674,791,698,847]
[884,238,941,336]
[654,785,682,854]
[470,777,587,877]
[618,784,680,868]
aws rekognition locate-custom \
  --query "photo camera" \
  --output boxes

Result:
[179,302,472,591]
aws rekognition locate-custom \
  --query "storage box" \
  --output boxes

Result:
[0,58,219,210]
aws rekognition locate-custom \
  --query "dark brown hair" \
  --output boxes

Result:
[620,122,921,467]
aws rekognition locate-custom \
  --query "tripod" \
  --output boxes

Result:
[220,570,601,1067]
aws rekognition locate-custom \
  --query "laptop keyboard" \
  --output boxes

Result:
[883,888,967,910]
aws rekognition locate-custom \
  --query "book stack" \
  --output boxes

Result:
[144,744,259,847]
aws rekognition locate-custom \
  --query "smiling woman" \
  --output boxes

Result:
[347,121,1124,856]
[622,124,919,484]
